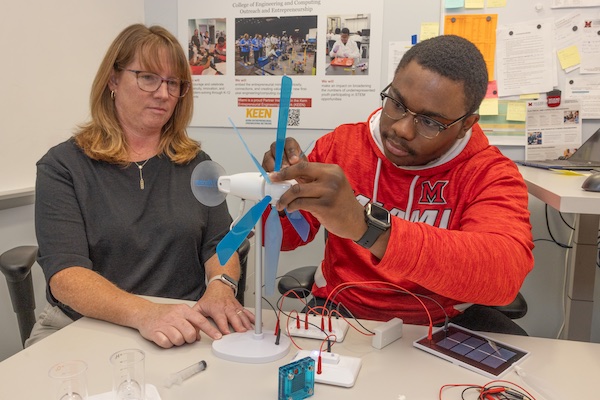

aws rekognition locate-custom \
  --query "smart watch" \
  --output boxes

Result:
[207,273,238,297]
[355,203,391,249]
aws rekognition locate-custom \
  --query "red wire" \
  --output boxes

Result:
[326,280,435,339]
[439,379,537,400]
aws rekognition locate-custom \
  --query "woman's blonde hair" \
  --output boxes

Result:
[74,24,199,165]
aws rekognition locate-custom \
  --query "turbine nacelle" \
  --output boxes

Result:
[217,172,296,205]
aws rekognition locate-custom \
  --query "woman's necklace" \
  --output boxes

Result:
[133,159,151,190]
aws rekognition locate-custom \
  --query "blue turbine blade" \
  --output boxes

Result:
[216,196,272,266]
[274,76,292,172]
[285,210,310,242]
[228,117,271,184]
[264,206,283,296]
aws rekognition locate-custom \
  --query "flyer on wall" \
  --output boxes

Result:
[525,99,582,160]
[178,0,384,129]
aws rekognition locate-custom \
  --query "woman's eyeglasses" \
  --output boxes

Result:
[119,67,190,98]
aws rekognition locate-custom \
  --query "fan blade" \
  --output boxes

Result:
[190,160,227,207]
[216,196,272,266]
[264,206,283,296]
[274,75,292,172]
[285,210,310,242]
[228,117,271,184]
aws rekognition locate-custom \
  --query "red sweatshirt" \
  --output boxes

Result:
[277,109,534,325]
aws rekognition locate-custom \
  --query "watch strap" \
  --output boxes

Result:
[355,221,387,248]
[355,203,391,249]
[207,274,238,297]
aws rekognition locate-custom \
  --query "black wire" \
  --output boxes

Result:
[559,211,574,230]
[543,204,572,248]
[329,284,449,331]
[460,386,480,400]
[273,296,332,337]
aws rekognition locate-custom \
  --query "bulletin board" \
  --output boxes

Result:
[441,0,600,148]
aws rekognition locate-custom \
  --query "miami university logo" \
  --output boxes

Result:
[419,181,448,205]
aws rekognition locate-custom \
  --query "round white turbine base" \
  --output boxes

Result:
[212,330,291,363]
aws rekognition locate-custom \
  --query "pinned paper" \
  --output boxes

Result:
[479,98,499,115]
[420,23,440,41]
[444,14,497,80]
[485,81,499,98]
[506,102,527,121]
[519,93,540,100]
[557,45,581,70]
[445,0,464,8]
[487,0,507,7]
[465,0,484,8]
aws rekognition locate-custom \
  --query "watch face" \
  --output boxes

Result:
[222,274,237,286]
[369,203,390,224]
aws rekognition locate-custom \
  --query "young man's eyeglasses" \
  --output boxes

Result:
[379,83,471,139]
[117,67,191,98]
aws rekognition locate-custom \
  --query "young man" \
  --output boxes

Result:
[264,35,534,335]
[329,27,361,63]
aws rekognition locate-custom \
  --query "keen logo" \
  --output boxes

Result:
[246,108,272,118]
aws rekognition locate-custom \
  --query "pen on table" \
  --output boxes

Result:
[164,360,207,388]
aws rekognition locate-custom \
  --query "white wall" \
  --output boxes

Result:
[0,0,144,361]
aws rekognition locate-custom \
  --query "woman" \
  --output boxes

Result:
[30,24,254,348]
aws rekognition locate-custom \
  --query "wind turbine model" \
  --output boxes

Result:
[191,75,309,363]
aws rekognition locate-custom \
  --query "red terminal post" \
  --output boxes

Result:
[317,355,322,374]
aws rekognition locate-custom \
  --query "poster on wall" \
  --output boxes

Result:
[178,0,384,129]
[525,99,582,161]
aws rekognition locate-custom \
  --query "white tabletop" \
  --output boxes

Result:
[517,165,600,214]
[0,299,597,399]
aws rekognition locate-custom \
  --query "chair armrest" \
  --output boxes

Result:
[0,246,38,283]
[0,245,39,346]
[492,292,528,320]
[278,266,317,298]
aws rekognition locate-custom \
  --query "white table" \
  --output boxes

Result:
[0,299,597,399]
[519,166,600,341]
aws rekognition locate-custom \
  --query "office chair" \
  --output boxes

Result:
[278,265,528,320]
[0,239,251,347]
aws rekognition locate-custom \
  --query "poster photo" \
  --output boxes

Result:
[178,0,384,129]
[525,99,582,160]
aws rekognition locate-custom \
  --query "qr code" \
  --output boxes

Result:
[287,109,300,126]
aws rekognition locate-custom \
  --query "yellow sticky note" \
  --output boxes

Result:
[519,93,539,100]
[465,0,484,8]
[479,98,499,115]
[557,45,581,70]
[487,0,506,7]
[420,22,440,41]
[506,101,527,122]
